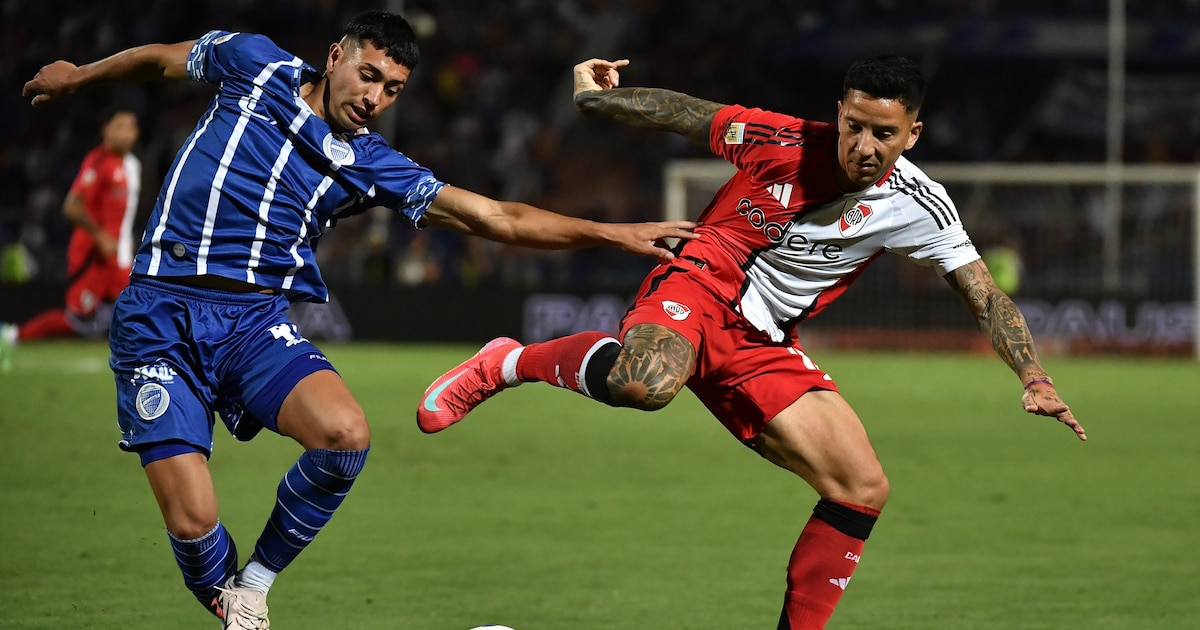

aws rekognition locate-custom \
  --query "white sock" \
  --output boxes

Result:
[237,559,277,594]
[501,347,524,386]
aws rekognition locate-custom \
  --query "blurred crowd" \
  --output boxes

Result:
[2,0,1198,294]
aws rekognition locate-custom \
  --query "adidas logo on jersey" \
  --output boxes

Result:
[767,182,793,207]
[829,577,852,590]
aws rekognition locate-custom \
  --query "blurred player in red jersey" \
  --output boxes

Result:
[14,107,140,342]
[419,56,1086,629]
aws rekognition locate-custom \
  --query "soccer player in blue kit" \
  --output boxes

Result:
[23,11,695,628]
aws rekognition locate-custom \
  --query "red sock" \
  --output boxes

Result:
[515,331,619,397]
[19,310,76,341]
[780,500,880,630]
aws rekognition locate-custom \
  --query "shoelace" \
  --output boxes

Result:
[216,587,269,629]
[447,369,500,409]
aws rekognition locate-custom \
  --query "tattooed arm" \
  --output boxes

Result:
[571,58,725,148]
[945,259,1086,440]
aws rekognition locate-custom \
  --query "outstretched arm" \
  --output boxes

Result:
[945,258,1087,441]
[23,40,195,106]
[571,58,725,148]
[422,185,696,262]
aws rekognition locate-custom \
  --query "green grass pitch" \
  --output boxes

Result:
[1,341,1198,629]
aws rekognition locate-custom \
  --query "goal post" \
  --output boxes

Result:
[664,159,1200,359]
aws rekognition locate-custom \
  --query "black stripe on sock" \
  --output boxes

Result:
[812,498,878,541]
[583,341,622,406]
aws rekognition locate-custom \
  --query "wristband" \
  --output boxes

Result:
[1024,378,1053,390]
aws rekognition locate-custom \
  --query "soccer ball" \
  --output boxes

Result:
[469,626,516,630]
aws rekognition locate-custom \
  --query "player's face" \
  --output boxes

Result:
[324,39,411,133]
[835,90,922,191]
[101,112,139,155]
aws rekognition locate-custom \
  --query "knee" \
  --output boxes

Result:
[165,512,219,541]
[846,467,890,511]
[810,461,890,511]
[315,405,371,451]
[602,331,693,411]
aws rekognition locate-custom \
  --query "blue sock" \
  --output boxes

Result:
[253,447,369,572]
[168,521,238,613]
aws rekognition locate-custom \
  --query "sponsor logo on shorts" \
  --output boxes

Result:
[661,300,691,321]
[132,362,178,384]
[269,323,309,347]
[135,383,170,421]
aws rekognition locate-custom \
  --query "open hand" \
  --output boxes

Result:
[1022,382,1086,441]
[611,220,698,261]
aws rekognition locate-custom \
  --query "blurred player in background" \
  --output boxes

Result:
[419,55,1085,629]
[23,12,694,629]
[0,108,139,370]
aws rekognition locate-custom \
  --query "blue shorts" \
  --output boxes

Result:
[110,276,336,461]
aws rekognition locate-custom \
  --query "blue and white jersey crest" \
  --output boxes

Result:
[134,30,445,302]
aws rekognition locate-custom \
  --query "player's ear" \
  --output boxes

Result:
[905,120,923,150]
[327,42,343,73]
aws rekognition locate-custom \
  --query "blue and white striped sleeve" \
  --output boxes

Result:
[398,174,446,226]
[359,140,446,226]
[186,30,242,83]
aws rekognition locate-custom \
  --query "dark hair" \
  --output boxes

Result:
[343,10,420,70]
[100,105,138,125]
[842,54,926,113]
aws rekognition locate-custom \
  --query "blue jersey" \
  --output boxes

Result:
[133,30,445,302]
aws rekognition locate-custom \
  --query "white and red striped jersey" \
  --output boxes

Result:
[677,105,980,342]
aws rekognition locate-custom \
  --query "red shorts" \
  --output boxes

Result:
[66,249,130,317]
[621,261,837,442]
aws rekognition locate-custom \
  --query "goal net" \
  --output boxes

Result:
[664,159,1200,358]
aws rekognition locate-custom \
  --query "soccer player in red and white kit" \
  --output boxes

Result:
[418,55,1086,629]
[14,108,140,341]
